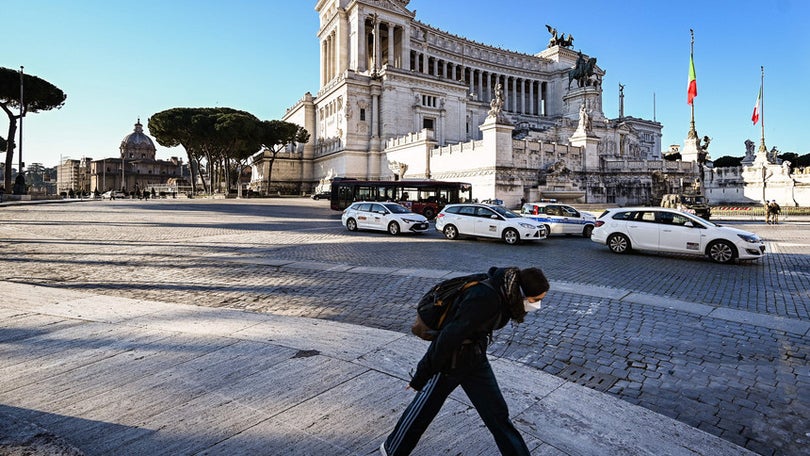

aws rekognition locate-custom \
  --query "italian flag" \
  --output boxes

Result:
[687,55,697,105]
[752,85,762,125]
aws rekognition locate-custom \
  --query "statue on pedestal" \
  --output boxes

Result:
[545,25,574,48]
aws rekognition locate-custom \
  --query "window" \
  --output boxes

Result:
[360,109,366,121]
[459,206,476,216]
[423,118,434,130]
[476,207,496,218]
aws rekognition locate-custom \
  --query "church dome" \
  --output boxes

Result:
[120,119,156,159]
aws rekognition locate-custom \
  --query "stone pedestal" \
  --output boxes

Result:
[569,130,600,171]
[479,115,515,167]
[680,135,701,163]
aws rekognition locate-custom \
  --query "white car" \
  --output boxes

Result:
[341,201,429,235]
[591,207,766,264]
[520,202,596,237]
[435,203,547,245]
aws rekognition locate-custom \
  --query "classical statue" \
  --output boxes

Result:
[545,24,574,48]
[744,139,755,156]
[488,84,505,117]
[568,52,597,89]
[698,136,711,164]
[578,103,592,132]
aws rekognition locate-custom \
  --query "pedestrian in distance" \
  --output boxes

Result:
[771,200,781,224]
[381,266,550,456]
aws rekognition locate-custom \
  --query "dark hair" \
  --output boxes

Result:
[519,267,549,297]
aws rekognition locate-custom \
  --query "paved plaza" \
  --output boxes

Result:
[0,198,808,455]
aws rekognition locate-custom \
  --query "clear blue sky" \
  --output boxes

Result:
[4,0,809,168]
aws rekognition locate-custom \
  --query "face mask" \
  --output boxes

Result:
[524,298,542,312]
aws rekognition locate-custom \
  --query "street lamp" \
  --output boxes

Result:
[18,66,24,174]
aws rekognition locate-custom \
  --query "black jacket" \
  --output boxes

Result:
[409,275,506,391]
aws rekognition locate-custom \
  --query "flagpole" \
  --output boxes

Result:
[688,30,697,139]
[758,66,766,153]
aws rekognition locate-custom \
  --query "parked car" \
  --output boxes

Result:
[591,207,766,264]
[101,191,126,200]
[311,191,331,200]
[520,202,596,237]
[435,203,547,245]
[341,201,430,235]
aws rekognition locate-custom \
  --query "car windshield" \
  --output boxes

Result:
[490,205,519,219]
[383,203,412,214]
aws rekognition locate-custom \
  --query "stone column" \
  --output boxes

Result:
[358,18,367,72]
[529,80,535,116]
[338,10,348,75]
[476,70,483,100]
[520,79,526,114]
[486,72,492,101]
[402,24,411,71]
[387,23,395,67]
[321,40,327,85]
[373,20,381,72]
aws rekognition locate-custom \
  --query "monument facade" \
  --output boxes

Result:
[254,0,696,206]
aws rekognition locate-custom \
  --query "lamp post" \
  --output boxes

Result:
[18,66,24,174]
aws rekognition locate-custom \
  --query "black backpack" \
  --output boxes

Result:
[411,273,490,341]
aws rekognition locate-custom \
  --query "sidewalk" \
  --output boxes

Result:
[0,281,753,455]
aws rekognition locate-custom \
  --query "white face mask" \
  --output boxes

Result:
[524,298,542,312]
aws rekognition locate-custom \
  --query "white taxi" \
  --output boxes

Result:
[341,201,430,235]
[435,203,547,245]
[591,207,766,264]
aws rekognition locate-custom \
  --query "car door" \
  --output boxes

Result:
[656,212,704,254]
[450,205,476,235]
[625,210,659,250]
[354,203,373,229]
[560,205,583,234]
[542,205,564,234]
[474,206,502,238]
[367,203,388,231]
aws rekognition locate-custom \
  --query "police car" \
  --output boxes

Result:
[520,202,596,238]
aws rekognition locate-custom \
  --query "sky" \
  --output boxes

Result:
[3,0,809,169]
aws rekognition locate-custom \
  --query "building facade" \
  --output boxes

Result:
[253,0,696,206]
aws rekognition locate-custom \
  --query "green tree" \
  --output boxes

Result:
[150,107,257,195]
[258,120,310,193]
[0,67,67,192]
[712,156,743,168]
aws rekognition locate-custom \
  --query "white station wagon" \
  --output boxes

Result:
[341,201,430,235]
[591,207,766,264]
[435,203,547,245]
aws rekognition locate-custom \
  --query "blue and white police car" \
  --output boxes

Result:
[520,202,596,238]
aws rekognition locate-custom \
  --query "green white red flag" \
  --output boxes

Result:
[687,55,697,105]
[751,85,762,125]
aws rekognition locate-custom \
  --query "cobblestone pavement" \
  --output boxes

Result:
[1,198,808,455]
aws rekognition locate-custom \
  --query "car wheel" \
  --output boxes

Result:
[544,224,552,236]
[502,228,520,245]
[607,233,630,254]
[443,225,459,240]
[582,225,594,238]
[423,207,436,219]
[346,218,358,232]
[388,221,401,235]
[707,240,736,264]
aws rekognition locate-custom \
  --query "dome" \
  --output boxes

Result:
[120,119,156,159]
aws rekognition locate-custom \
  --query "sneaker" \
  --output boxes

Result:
[380,442,389,456]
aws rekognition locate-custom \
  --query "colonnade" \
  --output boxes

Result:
[410,51,547,116]
[320,13,548,116]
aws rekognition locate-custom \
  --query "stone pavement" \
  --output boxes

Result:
[0,198,808,455]
[0,280,753,455]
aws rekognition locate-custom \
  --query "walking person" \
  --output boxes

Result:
[381,266,550,456]
[771,200,781,224]
[765,200,773,224]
